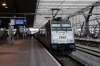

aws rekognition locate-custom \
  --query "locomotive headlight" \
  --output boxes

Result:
[67,40,73,42]
[53,40,58,43]
[67,40,71,42]
[54,40,58,43]
[60,32,65,35]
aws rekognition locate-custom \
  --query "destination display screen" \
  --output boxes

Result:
[15,20,24,24]
[15,19,27,25]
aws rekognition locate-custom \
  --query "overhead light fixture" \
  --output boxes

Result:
[2,3,6,6]
[5,6,8,8]
[2,0,8,8]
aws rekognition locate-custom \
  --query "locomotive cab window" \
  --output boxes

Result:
[62,24,72,31]
[62,24,71,27]
[52,24,60,27]
[51,23,72,31]
[51,24,61,31]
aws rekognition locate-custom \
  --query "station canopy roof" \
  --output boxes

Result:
[34,0,100,29]
[0,0,37,28]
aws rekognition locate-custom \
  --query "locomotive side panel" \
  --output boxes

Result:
[43,22,51,48]
[38,27,46,47]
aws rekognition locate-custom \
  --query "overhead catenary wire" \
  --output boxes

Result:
[37,0,54,27]
[1,13,100,15]
[68,1,100,18]
[39,0,84,27]
[63,0,85,20]
[34,0,99,28]
[34,0,54,27]
[33,0,99,28]
[70,0,100,27]
[30,0,100,28]
[41,0,61,25]
[39,0,65,27]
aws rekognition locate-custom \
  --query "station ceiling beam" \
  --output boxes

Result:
[95,17,100,32]
[1,13,100,15]
[68,1,100,18]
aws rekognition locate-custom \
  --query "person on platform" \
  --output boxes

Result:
[11,31,14,45]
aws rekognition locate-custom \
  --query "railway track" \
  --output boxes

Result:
[70,44,100,66]
[75,39,100,48]
[55,55,85,66]
[54,44,100,66]
[37,37,100,66]
[76,44,100,57]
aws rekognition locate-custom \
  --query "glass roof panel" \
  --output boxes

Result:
[34,0,100,29]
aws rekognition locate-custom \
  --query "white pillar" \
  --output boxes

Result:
[9,23,11,44]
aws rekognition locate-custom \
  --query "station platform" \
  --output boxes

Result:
[0,37,61,66]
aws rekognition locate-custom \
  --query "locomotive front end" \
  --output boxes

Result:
[50,21,76,54]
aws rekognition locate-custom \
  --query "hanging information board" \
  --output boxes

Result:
[15,19,27,25]
[10,19,27,26]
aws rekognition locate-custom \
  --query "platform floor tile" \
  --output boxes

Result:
[0,40,31,66]
[0,54,30,66]
[32,39,61,66]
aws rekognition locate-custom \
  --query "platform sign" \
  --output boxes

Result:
[24,19,27,25]
[10,19,15,25]
[15,20,23,24]
[10,19,27,26]
[15,19,27,25]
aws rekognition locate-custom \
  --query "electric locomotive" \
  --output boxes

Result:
[35,8,76,54]
[38,18,75,54]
